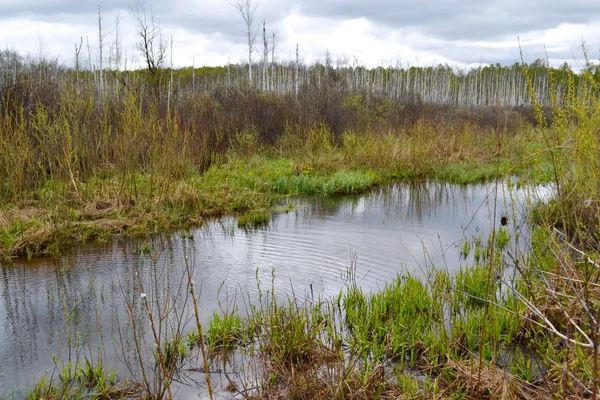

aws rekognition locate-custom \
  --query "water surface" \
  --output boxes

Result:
[0,182,539,395]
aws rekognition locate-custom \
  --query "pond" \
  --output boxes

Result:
[0,181,544,396]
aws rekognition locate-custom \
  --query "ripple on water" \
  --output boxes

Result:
[0,181,544,394]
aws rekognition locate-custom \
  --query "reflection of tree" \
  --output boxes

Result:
[0,241,140,390]
[287,182,479,225]
[1,264,43,374]
[1,237,208,391]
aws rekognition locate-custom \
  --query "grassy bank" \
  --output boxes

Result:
[196,227,597,399]
[0,119,551,261]
[0,53,558,261]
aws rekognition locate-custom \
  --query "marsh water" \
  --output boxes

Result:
[0,182,544,396]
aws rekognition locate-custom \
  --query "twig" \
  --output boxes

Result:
[553,227,600,270]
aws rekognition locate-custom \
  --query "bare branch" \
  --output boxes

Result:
[131,0,167,77]
[227,0,259,84]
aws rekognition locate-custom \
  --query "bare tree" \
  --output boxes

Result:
[107,11,127,97]
[35,37,46,62]
[111,11,123,71]
[227,56,231,87]
[167,35,173,110]
[74,37,83,88]
[86,36,93,79]
[132,0,167,80]
[227,0,258,85]
[98,5,108,97]
[262,21,268,91]
[192,56,195,90]
[295,43,299,99]
[270,29,277,91]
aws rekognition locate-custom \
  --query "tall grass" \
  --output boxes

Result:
[0,69,544,259]
[0,81,537,203]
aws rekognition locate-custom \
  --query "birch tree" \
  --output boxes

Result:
[97,5,109,98]
[110,12,123,71]
[167,35,173,110]
[227,0,258,85]
[262,21,267,91]
[192,57,195,90]
[295,43,299,99]
[86,37,93,79]
[270,30,277,92]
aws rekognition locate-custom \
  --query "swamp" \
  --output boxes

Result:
[0,3,600,399]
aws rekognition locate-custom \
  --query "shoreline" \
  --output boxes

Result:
[0,153,547,262]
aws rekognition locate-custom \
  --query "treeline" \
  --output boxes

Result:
[0,44,593,202]
[1,47,599,110]
[172,59,600,108]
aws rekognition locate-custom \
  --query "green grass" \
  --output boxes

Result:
[433,160,513,184]
[25,356,140,400]
[206,310,249,354]
[199,157,381,197]
[195,251,541,398]
[432,157,555,184]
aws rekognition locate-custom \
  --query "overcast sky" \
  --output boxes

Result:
[0,0,599,69]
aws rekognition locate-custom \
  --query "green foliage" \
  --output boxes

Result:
[25,357,123,400]
[207,310,248,355]
[455,263,494,309]
[343,275,439,364]
[433,161,512,184]
[237,209,270,230]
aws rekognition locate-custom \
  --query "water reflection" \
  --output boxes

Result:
[0,182,544,394]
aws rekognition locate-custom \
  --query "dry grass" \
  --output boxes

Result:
[82,195,134,219]
[444,359,565,400]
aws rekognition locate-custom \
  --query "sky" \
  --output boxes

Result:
[0,0,599,70]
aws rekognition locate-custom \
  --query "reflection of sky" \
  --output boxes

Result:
[0,182,547,393]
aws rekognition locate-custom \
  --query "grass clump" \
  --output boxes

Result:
[192,246,547,399]
[342,275,440,365]
[455,263,496,309]
[207,310,248,355]
[25,357,141,400]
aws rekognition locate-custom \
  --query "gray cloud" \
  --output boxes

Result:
[0,0,132,18]
[297,0,600,40]
[0,0,289,38]
[0,0,598,67]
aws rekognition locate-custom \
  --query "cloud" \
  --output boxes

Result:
[0,0,129,18]
[297,0,600,41]
[0,0,598,69]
